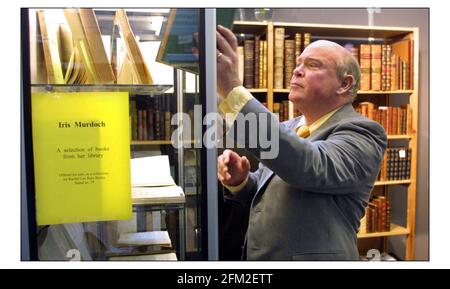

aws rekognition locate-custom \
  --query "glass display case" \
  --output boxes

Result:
[21,8,221,261]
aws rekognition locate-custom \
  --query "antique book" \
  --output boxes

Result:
[78,9,115,83]
[274,27,285,89]
[130,155,185,204]
[37,10,65,84]
[130,155,176,187]
[243,39,254,88]
[254,35,260,88]
[262,40,268,88]
[115,9,154,84]
[303,33,311,48]
[284,39,295,89]
[64,9,98,84]
[370,44,382,91]
[259,40,264,88]
[108,252,177,261]
[132,185,185,205]
[295,33,302,60]
[359,44,371,91]
[117,231,172,247]
[57,23,73,77]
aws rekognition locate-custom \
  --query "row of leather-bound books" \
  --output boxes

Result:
[358,43,412,91]
[378,147,412,182]
[355,102,413,136]
[364,196,391,233]
[129,95,175,141]
[238,30,311,90]
[236,28,412,92]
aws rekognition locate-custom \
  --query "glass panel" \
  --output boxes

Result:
[27,8,201,261]
[181,70,202,260]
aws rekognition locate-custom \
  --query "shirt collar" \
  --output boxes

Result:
[296,105,343,134]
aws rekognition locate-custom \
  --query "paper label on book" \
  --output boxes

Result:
[32,92,132,225]
[399,149,406,158]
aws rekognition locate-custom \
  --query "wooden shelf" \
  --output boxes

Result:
[233,21,270,35]
[248,88,268,93]
[273,88,414,95]
[374,180,411,186]
[358,223,409,239]
[357,90,414,94]
[387,135,412,140]
[273,21,414,39]
[273,88,290,93]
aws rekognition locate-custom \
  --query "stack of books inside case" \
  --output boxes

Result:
[107,155,184,261]
[130,155,185,205]
[109,231,177,261]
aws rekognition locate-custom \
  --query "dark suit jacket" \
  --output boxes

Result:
[224,100,387,260]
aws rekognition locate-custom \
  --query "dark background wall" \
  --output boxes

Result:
[238,8,429,260]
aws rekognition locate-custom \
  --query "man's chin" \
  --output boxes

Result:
[288,92,303,102]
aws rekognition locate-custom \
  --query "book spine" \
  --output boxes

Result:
[259,40,264,88]
[274,27,285,89]
[263,40,268,88]
[386,45,392,91]
[360,44,371,91]
[381,45,387,91]
[284,39,295,89]
[371,44,382,91]
[294,33,302,60]
[254,35,260,88]
[147,104,154,141]
[244,39,255,88]
[303,33,311,49]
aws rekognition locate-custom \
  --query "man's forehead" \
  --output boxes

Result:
[309,40,344,50]
[298,47,336,62]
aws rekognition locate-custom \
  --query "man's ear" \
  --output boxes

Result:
[336,75,354,95]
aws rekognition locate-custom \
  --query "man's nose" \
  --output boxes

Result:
[293,65,304,77]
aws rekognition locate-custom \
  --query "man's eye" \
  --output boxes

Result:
[308,62,320,68]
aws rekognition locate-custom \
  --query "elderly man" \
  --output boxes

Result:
[216,25,387,260]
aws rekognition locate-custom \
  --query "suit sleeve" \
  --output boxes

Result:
[234,98,387,195]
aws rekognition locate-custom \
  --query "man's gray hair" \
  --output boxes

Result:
[336,53,361,99]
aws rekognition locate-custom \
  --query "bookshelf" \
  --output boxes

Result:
[233,21,419,260]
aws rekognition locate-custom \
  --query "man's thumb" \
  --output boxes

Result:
[241,156,250,170]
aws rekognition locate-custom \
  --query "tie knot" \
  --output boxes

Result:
[296,125,310,138]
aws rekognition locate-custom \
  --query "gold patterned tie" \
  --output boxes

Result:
[296,125,310,138]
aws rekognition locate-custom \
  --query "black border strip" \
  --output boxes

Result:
[20,7,38,261]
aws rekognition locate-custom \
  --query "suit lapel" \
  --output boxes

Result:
[257,166,273,193]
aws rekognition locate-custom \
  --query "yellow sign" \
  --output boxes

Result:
[32,92,132,225]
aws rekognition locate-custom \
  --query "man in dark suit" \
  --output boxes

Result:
[215,25,387,260]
